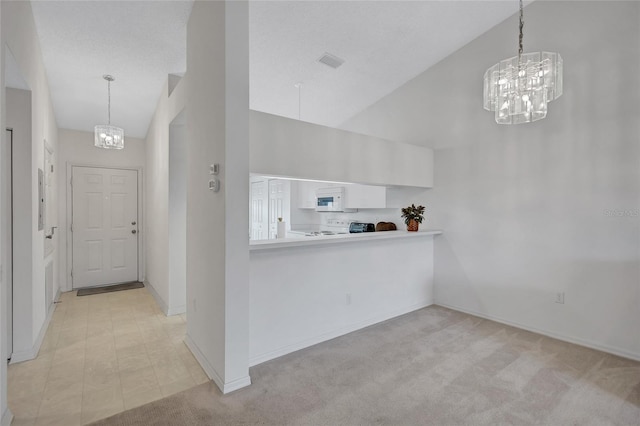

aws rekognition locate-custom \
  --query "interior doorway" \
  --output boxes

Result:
[250,180,268,240]
[71,166,139,288]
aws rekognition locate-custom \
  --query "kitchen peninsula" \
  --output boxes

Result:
[248,109,439,366]
[249,229,442,366]
[250,228,442,250]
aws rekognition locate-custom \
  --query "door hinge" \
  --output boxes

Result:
[70,223,73,232]
[70,177,73,186]
[71,269,73,278]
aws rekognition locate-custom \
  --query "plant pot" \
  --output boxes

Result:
[407,219,419,232]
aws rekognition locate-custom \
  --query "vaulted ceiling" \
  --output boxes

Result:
[17,1,523,139]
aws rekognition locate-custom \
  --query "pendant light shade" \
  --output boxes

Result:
[95,75,125,149]
[483,0,563,124]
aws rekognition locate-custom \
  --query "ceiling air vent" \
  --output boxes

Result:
[318,52,345,69]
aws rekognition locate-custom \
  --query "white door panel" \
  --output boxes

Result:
[72,167,138,288]
[268,179,290,239]
[250,181,268,240]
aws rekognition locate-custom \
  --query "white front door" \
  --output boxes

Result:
[250,181,268,240]
[72,166,138,288]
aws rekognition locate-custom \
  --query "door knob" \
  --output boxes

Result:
[132,230,137,234]
[131,221,137,225]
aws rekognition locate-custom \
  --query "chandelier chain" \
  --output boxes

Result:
[518,0,524,62]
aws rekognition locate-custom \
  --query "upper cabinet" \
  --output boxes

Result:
[296,181,386,209]
[296,181,326,209]
[344,184,386,209]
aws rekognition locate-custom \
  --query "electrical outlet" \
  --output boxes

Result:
[555,292,565,304]
[346,293,352,305]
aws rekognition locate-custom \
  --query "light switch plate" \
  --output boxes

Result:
[209,178,220,192]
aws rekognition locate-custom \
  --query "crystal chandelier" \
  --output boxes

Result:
[95,75,125,149]
[483,0,563,124]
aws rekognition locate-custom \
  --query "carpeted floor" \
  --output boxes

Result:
[90,306,640,425]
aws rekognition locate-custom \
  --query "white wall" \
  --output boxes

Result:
[56,128,145,291]
[0,3,8,416]
[1,1,59,371]
[168,115,186,314]
[342,1,640,360]
[250,111,434,187]
[250,235,435,365]
[6,88,33,358]
[144,75,185,315]
[184,0,251,394]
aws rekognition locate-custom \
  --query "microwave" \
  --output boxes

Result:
[315,187,356,212]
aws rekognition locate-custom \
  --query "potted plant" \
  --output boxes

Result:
[401,204,425,232]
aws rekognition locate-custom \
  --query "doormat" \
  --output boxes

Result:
[77,281,144,296]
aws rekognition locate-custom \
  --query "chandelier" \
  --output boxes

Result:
[483,0,563,124]
[95,75,125,149]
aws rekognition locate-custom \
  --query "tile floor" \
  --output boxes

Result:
[8,287,209,426]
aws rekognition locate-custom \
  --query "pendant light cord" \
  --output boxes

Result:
[297,83,301,120]
[107,79,111,125]
[294,82,302,120]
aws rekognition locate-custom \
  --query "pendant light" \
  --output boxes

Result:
[95,75,125,149]
[483,0,563,124]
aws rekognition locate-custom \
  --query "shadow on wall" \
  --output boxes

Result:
[434,234,640,358]
[435,235,640,409]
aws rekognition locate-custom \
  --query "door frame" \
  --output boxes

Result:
[4,128,14,360]
[65,163,144,291]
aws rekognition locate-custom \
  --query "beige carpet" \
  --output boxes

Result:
[90,306,640,425]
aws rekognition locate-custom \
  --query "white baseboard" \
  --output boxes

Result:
[145,281,185,317]
[222,375,252,394]
[249,299,433,367]
[436,302,640,362]
[1,408,13,426]
[144,280,169,315]
[10,295,58,364]
[184,334,251,394]
[167,304,186,316]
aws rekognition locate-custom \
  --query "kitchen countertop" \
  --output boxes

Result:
[249,229,443,251]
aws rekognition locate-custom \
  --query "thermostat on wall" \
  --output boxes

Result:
[209,178,220,192]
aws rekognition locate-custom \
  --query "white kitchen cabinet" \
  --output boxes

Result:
[344,184,386,209]
[296,180,386,209]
